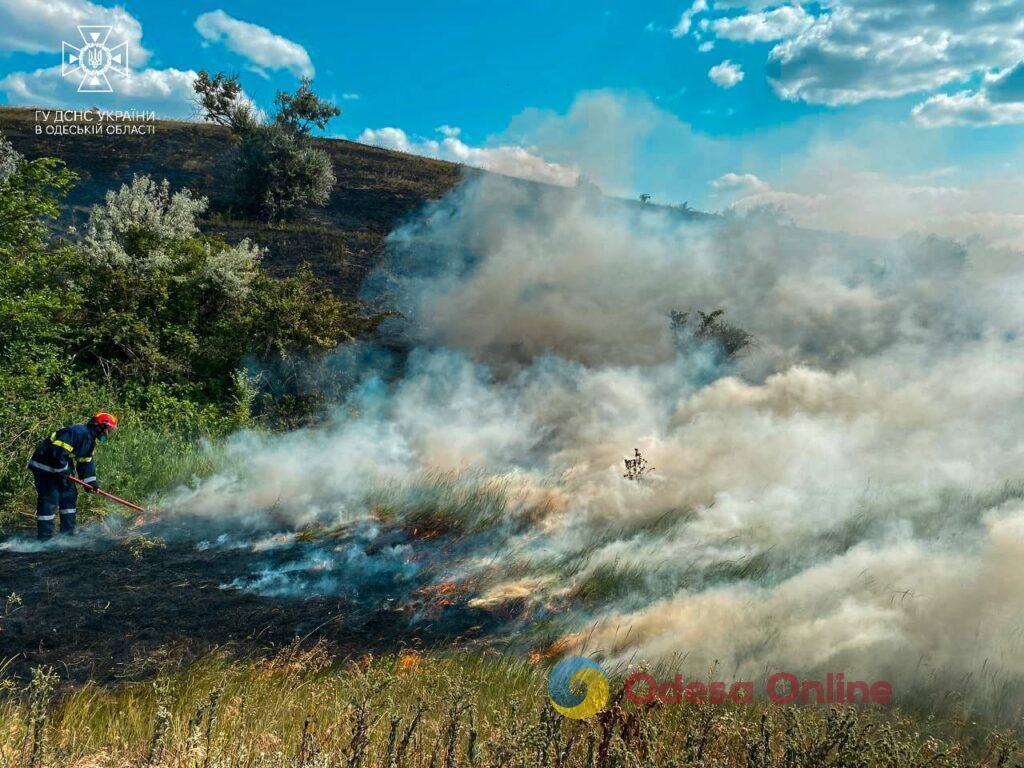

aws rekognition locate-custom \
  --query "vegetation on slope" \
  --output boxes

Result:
[194,71,341,221]
[0,105,463,297]
[2,80,1021,763]
[0,130,382,528]
[1,647,1020,768]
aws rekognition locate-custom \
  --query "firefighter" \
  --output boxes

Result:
[27,413,118,539]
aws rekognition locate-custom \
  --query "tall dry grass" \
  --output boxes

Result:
[1,645,1020,768]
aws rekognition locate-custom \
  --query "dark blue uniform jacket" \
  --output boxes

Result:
[29,424,98,483]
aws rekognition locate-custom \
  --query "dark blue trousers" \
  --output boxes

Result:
[31,469,77,539]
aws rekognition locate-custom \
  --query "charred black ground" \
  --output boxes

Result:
[0,519,506,685]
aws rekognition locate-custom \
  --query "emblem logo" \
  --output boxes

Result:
[62,26,129,93]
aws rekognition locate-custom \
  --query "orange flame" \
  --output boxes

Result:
[398,650,423,673]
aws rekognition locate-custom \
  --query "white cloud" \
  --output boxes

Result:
[0,1,206,119]
[913,62,1024,127]
[356,126,579,186]
[0,65,199,118]
[671,0,708,38]
[696,1,1024,113]
[0,0,148,61]
[912,91,1024,128]
[710,5,813,42]
[711,171,769,194]
[195,10,314,79]
[698,41,715,53]
[709,59,744,89]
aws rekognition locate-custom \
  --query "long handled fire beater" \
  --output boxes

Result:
[66,475,147,514]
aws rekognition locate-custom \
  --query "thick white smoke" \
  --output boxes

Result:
[166,173,1024,717]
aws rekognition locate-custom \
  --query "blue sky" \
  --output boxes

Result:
[2,0,1024,218]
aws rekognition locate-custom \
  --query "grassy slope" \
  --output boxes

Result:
[0,107,464,298]
[4,108,1019,760]
[0,107,710,300]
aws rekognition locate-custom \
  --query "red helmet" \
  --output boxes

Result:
[91,412,119,430]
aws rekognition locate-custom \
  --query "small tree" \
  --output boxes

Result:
[194,71,340,220]
[273,78,340,136]
[670,308,753,361]
[194,71,242,127]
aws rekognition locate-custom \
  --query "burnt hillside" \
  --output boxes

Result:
[0,107,465,297]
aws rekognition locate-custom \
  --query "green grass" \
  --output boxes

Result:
[1,648,1020,768]
[367,470,511,535]
[568,560,654,608]
[92,408,246,504]
[0,386,242,530]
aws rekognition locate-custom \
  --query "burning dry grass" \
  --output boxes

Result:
[368,471,513,536]
[0,648,1021,768]
[406,580,478,617]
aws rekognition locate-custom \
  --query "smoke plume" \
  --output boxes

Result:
[158,172,1024,717]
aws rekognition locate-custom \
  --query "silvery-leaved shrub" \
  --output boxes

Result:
[0,132,20,184]
[83,174,209,269]
[200,237,262,299]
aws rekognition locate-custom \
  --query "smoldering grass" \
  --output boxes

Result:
[567,560,654,608]
[699,549,775,587]
[88,422,236,517]
[367,470,511,535]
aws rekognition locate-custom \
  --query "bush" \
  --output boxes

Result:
[0,133,18,183]
[194,71,340,220]
[236,124,336,219]
[0,134,381,528]
[75,173,377,398]
[0,139,81,525]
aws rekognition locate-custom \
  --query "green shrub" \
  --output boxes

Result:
[194,71,341,220]
[236,124,336,220]
[0,135,378,529]
[74,173,382,399]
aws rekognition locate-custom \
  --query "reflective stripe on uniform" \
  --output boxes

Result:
[78,456,93,463]
[59,509,76,515]
[36,514,55,521]
[49,433,75,456]
[28,460,67,473]
[81,476,96,483]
